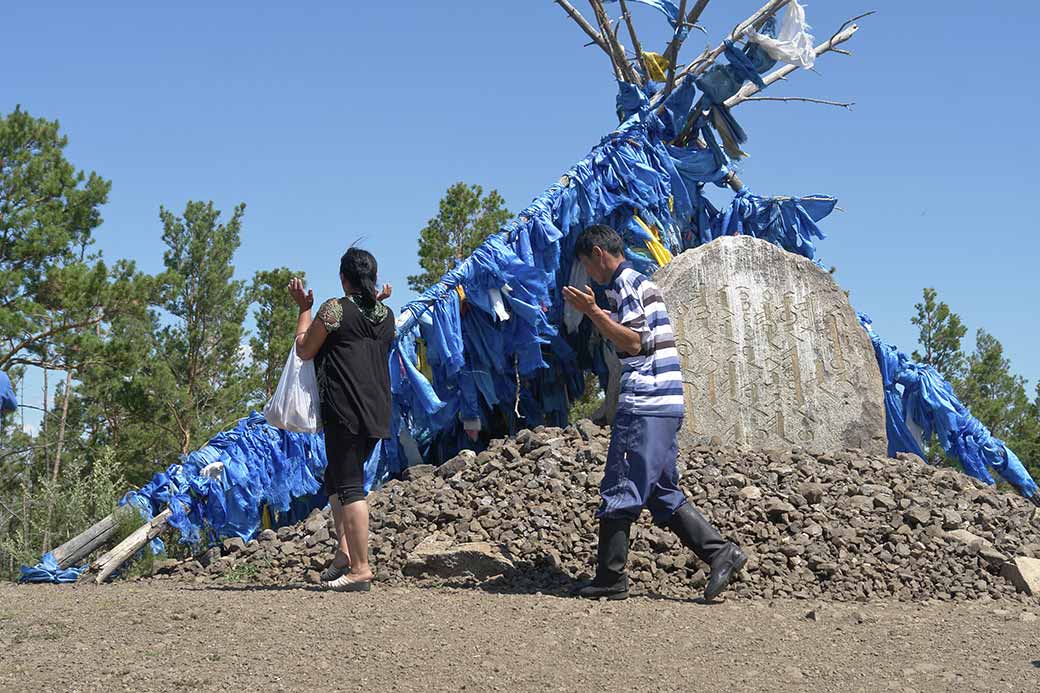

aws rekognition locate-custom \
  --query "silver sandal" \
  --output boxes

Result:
[320,559,349,582]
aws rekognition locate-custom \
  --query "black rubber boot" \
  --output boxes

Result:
[666,503,746,601]
[576,517,631,600]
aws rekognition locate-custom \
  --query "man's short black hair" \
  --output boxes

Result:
[574,224,624,259]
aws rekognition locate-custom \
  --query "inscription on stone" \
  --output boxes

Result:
[654,236,887,455]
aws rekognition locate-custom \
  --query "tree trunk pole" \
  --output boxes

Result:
[42,367,73,553]
[89,508,172,584]
[50,510,122,568]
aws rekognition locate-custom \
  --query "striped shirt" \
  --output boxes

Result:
[605,262,685,418]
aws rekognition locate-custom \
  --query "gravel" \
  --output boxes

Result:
[145,422,1040,602]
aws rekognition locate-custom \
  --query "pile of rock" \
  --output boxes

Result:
[147,422,1040,602]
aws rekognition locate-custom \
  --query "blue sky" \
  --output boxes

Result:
[6,1,1039,426]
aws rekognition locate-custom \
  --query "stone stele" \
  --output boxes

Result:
[652,235,887,455]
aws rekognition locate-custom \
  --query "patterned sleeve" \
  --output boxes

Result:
[316,299,343,332]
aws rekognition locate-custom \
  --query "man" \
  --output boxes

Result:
[563,224,747,601]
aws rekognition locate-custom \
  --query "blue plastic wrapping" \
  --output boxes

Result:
[858,313,1037,498]
[117,412,388,546]
[0,371,16,413]
[19,552,85,584]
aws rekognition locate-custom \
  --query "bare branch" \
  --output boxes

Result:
[589,0,642,83]
[725,21,863,108]
[617,0,649,79]
[660,0,688,98]
[652,0,794,108]
[586,0,622,79]
[686,0,711,26]
[742,96,855,110]
[554,0,611,56]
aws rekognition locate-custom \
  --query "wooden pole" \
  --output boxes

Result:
[725,23,862,108]
[554,0,611,57]
[650,0,793,108]
[89,508,171,584]
[50,510,122,569]
[660,0,688,98]
[617,0,649,80]
[588,0,642,84]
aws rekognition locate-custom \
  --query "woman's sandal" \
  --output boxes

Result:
[319,557,350,583]
[322,574,372,592]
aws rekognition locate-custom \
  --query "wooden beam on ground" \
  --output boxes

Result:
[88,508,172,584]
[50,511,121,569]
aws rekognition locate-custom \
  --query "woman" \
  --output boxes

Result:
[288,247,394,592]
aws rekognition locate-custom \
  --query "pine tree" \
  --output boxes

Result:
[958,330,1039,481]
[250,267,306,401]
[155,201,250,455]
[407,183,511,293]
[910,287,967,383]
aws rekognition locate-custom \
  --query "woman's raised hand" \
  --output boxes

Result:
[377,283,392,301]
[287,277,314,311]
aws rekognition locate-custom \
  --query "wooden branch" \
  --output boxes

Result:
[89,507,171,584]
[0,315,103,371]
[617,0,649,79]
[651,0,792,108]
[588,1,622,79]
[742,96,855,110]
[685,0,711,26]
[554,0,611,56]
[725,22,861,108]
[660,0,688,98]
[51,510,121,569]
[589,0,642,84]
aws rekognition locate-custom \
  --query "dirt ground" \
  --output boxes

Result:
[0,582,1037,692]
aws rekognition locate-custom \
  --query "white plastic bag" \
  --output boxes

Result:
[748,0,815,69]
[263,346,321,433]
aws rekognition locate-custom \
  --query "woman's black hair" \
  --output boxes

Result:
[340,247,379,306]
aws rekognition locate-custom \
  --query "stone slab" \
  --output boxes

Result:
[654,236,887,455]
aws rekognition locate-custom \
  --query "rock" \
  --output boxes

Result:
[978,546,1009,567]
[576,419,602,442]
[738,485,763,501]
[141,418,1040,603]
[904,506,931,528]
[653,235,887,455]
[221,537,246,555]
[403,534,515,581]
[306,526,331,547]
[1000,556,1040,596]
[798,482,825,505]
[402,464,436,481]
[765,500,796,521]
[946,529,989,550]
[941,509,963,530]
[258,529,277,543]
[438,451,474,478]
[304,570,321,585]
[198,546,221,568]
